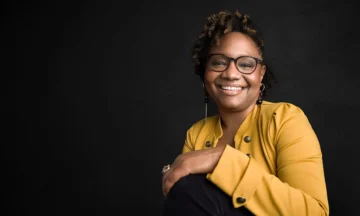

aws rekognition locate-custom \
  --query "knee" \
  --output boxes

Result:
[175,174,206,187]
[169,174,206,196]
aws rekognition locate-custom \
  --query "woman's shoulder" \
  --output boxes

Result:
[185,116,219,137]
[189,115,218,129]
[261,100,308,120]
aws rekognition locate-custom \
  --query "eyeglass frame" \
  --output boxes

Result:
[206,54,264,74]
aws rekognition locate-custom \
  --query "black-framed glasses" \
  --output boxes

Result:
[207,54,263,74]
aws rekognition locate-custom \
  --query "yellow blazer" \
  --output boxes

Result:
[182,101,329,216]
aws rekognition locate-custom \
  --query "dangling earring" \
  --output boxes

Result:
[203,83,209,122]
[257,83,265,105]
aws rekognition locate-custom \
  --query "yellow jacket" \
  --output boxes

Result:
[182,101,329,216]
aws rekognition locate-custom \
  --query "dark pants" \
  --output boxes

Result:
[163,174,254,216]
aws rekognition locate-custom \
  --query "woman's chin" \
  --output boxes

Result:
[216,99,254,112]
[218,101,244,111]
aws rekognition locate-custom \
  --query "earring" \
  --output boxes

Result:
[203,83,209,122]
[256,83,265,105]
[204,95,209,122]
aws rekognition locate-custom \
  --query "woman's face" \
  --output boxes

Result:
[204,32,266,112]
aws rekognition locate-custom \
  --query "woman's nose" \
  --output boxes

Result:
[221,61,241,80]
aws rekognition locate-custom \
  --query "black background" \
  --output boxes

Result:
[5,0,360,215]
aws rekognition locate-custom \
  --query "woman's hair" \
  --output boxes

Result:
[191,9,276,97]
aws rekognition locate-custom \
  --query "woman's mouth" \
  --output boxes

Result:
[220,86,244,91]
[217,85,247,95]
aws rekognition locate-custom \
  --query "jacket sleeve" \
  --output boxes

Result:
[206,104,329,216]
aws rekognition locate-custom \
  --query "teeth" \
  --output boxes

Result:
[221,86,243,91]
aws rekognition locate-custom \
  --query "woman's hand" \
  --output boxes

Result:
[162,145,225,196]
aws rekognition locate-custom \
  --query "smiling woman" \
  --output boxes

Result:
[204,32,266,114]
[161,9,329,216]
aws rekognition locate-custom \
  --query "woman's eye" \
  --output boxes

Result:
[239,63,254,68]
[212,61,227,65]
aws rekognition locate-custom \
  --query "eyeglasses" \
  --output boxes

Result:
[206,54,263,74]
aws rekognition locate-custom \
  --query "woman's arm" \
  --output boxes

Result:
[205,104,329,215]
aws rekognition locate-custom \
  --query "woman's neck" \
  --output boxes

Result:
[218,103,256,131]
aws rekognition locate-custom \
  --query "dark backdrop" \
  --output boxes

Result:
[5,0,359,215]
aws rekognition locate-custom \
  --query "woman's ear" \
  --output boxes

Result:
[203,82,209,96]
[260,65,266,82]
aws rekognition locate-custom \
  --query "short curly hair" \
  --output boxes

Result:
[191,9,276,97]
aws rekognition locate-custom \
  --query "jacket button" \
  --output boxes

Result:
[205,141,211,147]
[244,136,251,143]
[236,196,246,204]
[246,153,251,157]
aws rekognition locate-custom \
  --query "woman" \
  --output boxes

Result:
[162,10,329,216]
